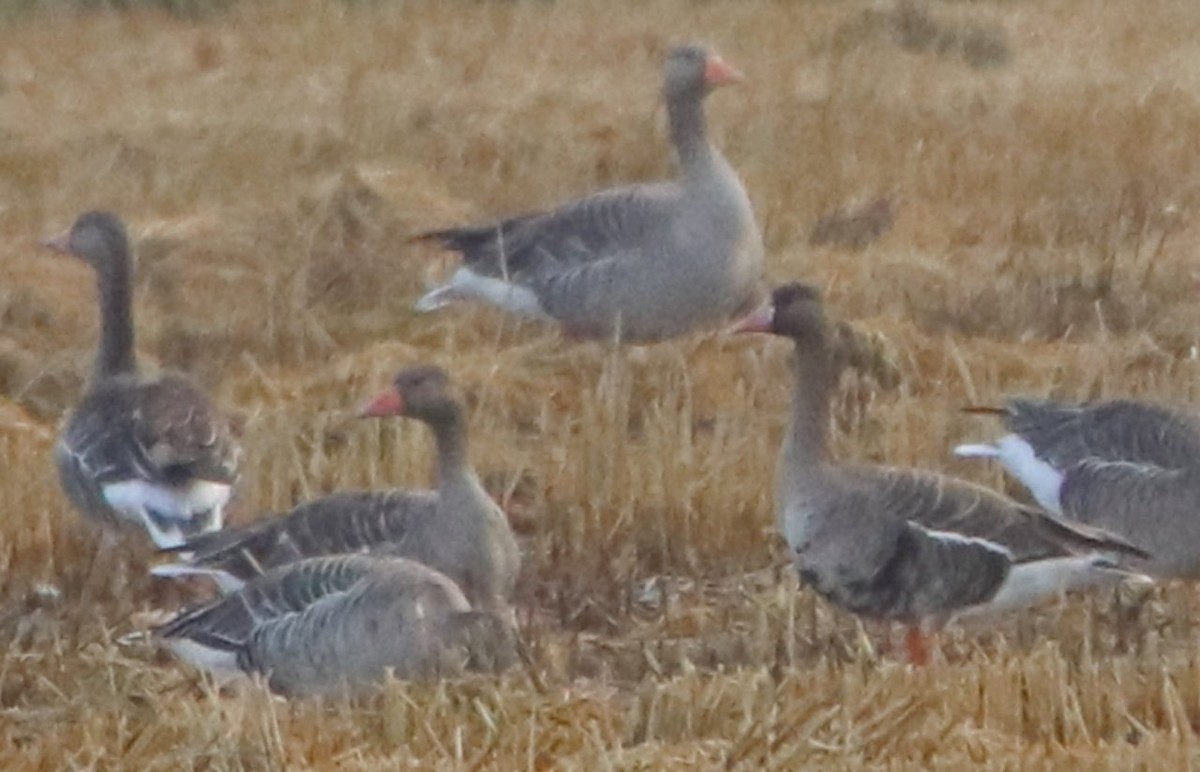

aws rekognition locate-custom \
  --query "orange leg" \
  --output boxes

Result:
[904,626,931,666]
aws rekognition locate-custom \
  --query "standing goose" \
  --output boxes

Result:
[733,283,1149,663]
[45,211,240,549]
[955,399,1200,578]
[153,366,521,617]
[414,44,764,343]
[156,553,518,696]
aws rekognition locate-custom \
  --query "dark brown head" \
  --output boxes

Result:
[42,211,131,274]
[663,44,743,103]
[730,282,830,351]
[359,365,461,427]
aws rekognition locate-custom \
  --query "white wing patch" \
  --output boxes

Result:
[954,434,1065,513]
[164,637,246,685]
[102,479,231,548]
[415,267,549,318]
[959,554,1123,621]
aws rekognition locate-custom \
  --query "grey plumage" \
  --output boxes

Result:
[968,398,1200,470]
[155,366,520,615]
[1058,460,1200,578]
[415,44,764,343]
[957,397,1200,578]
[159,490,438,583]
[739,282,1145,635]
[45,211,240,549]
[156,554,518,697]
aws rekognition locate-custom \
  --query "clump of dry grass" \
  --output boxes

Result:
[5,0,1200,766]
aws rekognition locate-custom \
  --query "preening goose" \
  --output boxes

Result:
[45,211,240,549]
[414,44,764,343]
[734,283,1149,663]
[153,366,521,616]
[156,554,518,697]
[955,398,1200,578]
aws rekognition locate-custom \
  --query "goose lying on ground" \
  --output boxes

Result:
[156,553,518,696]
[955,398,1200,578]
[733,283,1150,663]
[153,366,520,617]
[414,44,764,343]
[45,211,240,549]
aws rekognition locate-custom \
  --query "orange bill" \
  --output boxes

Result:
[358,387,405,418]
[42,230,72,254]
[704,55,744,87]
[728,302,774,334]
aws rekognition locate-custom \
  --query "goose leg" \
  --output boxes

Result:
[904,626,931,666]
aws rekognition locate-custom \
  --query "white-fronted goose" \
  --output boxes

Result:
[45,211,240,549]
[156,554,517,696]
[414,44,764,343]
[955,399,1200,578]
[153,365,521,616]
[734,283,1149,663]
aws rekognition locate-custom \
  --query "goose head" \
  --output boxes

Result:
[43,211,130,274]
[663,44,743,102]
[359,365,462,428]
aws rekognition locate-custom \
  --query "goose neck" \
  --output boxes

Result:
[784,340,836,471]
[93,257,137,380]
[668,90,716,182]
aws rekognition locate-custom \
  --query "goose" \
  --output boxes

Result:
[153,365,521,617]
[156,553,518,696]
[414,43,764,343]
[733,283,1150,663]
[44,211,240,549]
[955,398,1200,578]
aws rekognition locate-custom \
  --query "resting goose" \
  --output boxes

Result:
[414,44,764,343]
[45,211,240,549]
[734,283,1149,663]
[153,366,521,617]
[955,399,1200,578]
[156,554,518,696]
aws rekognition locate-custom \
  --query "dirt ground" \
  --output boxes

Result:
[4,1,1200,768]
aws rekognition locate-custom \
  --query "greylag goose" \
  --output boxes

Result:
[156,553,517,696]
[153,365,521,616]
[45,211,240,549]
[733,283,1150,663]
[414,44,764,343]
[955,399,1200,578]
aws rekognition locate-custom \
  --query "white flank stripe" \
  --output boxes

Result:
[919,525,1013,560]
[952,443,1001,459]
[955,434,1064,514]
[961,554,1121,620]
[416,268,549,318]
[165,638,246,684]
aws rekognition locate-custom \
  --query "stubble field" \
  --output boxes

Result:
[4,0,1200,768]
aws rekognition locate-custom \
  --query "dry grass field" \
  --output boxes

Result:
[5,0,1200,767]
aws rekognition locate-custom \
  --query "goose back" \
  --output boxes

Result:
[745,282,1146,630]
[1058,460,1200,578]
[154,490,438,589]
[986,398,1200,471]
[414,44,763,343]
[155,365,520,614]
[157,554,517,696]
[956,397,1200,577]
[45,211,240,548]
